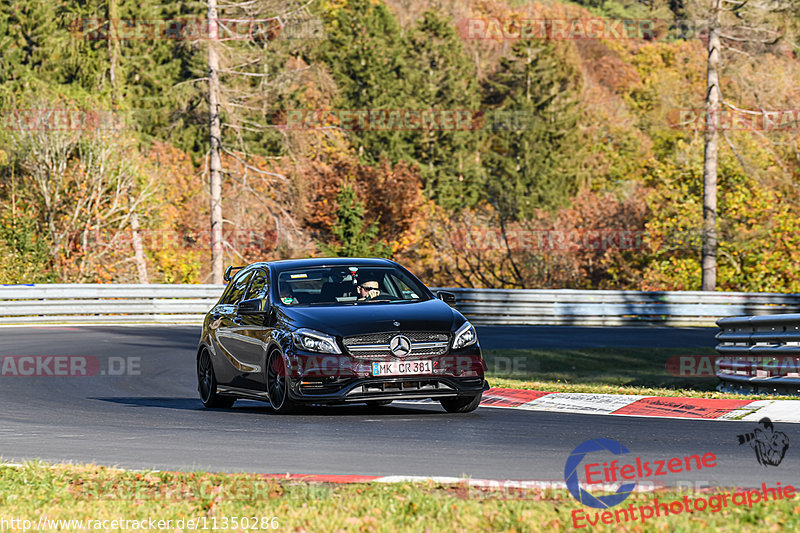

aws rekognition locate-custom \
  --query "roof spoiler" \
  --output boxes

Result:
[223,265,246,282]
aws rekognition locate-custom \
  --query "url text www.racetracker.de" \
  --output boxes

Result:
[565,420,793,528]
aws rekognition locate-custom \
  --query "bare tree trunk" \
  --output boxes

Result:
[208,0,224,283]
[107,0,119,101]
[109,0,148,283]
[129,196,149,283]
[701,0,722,291]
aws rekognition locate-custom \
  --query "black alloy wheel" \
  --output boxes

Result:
[198,349,234,408]
[267,350,297,414]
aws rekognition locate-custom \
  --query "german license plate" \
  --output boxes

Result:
[371,360,432,376]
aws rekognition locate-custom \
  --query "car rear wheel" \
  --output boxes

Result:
[267,350,297,414]
[440,393,482,413]
[197,349,235,409]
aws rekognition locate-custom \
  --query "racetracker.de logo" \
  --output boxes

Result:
[668,108,800,132]
[70,16,324,41]
[665,355,800,377]
[3,109,121,132]
[455,18,657,40]
[0,355,140,377]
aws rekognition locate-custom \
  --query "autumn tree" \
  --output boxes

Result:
[684,0,795,290]
[7,108,152,281]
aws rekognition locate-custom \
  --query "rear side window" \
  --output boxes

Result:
[245,270,269,301]
[220,271,252,305]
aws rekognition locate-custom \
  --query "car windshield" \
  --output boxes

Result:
[274,266,430,306]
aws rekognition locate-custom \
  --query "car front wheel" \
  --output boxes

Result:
[267,350,297,414]
[198,349,234,409]
[440,393,482,413]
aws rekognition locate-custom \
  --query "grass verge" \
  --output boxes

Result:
[0,462,797,532]
[482,347,791,400]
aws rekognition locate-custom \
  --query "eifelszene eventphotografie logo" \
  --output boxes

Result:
[564,438,718,509]
[737,417,789,467]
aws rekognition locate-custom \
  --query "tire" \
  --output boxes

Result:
[366,400,393,407]
[197,349,235,409]
[440,393,482,413]
[267,350,298,414]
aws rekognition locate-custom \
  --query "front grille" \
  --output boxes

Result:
[343,331,450,359]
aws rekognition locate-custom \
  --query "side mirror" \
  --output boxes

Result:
[437,291,457,307]
[238,298,265,314]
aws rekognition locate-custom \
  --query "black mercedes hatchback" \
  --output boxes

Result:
[197,258,487,413]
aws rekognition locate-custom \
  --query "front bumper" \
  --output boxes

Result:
[286,340,486,404]
[289,376,488,404]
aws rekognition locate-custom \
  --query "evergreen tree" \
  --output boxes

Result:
[316,0,413,165]
[0,1,209,158]
[405,10,482,211]
[319,182,391,258]
[480,40,583,220]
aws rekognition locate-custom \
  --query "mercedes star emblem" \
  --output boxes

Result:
[389,335,412,357]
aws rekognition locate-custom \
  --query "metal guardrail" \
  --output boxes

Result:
[715,315,800,394]
[3,284,800,326]
[0,284,225,324]
[439,288,800,327]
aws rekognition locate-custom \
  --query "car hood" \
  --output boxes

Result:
[279,299,460,337]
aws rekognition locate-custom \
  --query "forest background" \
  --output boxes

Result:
[2,0,799,291]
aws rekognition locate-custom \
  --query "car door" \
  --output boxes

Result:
[231,268,273,391]
[211,270,253,387]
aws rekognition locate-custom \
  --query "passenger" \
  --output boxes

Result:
[356,279,381,301]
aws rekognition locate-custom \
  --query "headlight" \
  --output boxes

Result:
[452,321,477,350]
[292,328,342,354]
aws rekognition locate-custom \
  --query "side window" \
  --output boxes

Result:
[245,270,269,301]
[390,274,419,300]
[221,271,252,305]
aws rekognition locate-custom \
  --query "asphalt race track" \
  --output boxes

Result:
[1,325,795,490]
